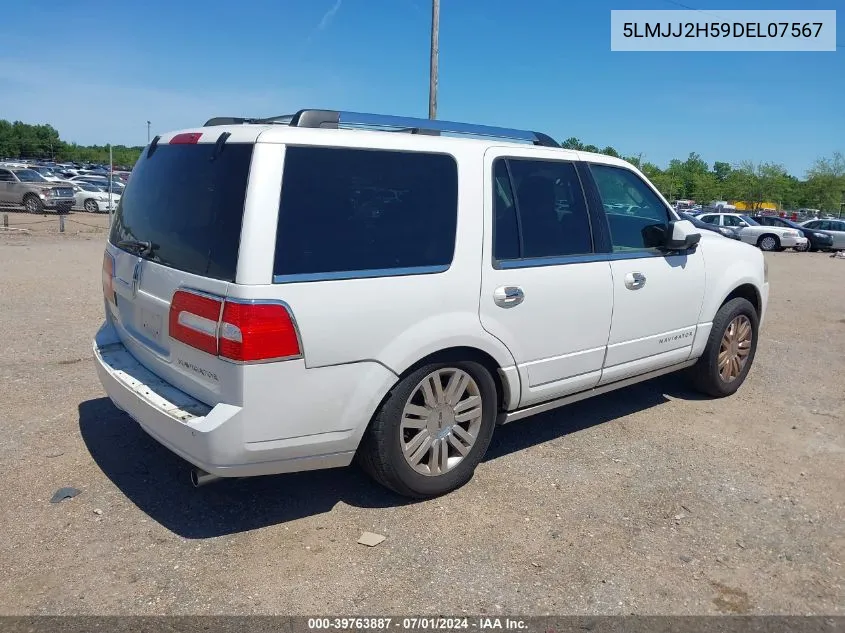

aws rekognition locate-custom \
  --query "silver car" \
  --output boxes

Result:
[801,219,845,250]
[0,167,76,213]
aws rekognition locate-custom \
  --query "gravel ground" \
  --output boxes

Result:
[0,225,842,616]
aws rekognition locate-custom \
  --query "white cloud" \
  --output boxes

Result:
[316,0,342,31]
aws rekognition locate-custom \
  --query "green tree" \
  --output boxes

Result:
[560,137,584,150]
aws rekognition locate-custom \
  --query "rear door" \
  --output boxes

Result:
[478,148,613,407]
[105,133,256,405]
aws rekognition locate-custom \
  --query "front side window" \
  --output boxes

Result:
[492,157,592,262]
[274,146,458,278]
[590,164,671,252]
[722,215,745,227]
[699,215,719,225]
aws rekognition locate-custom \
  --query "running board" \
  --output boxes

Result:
[499,359,697,425]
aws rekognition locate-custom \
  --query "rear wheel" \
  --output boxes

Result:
[23,194,43,214]
[84,199,99,213]
[690,297,759,397]
[757,234,779,251]
[357,361,497,498]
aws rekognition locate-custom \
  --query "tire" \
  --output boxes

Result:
[23,194,43,214]
[690,297,759,398]
[84,199,99,213]
[794,240,810,252]
[757,234,779,251]
[357,360,498,498]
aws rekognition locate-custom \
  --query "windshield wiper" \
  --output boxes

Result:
[117,239,154,256]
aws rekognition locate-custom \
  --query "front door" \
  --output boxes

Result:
[478,149,613,408]
[586,163,706,384]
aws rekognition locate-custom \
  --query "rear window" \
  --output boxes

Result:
[273,146,458,280]
[108,142,253,281]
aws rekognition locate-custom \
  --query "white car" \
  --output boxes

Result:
[71,181,120,213]
[93,109,769,498]
[801,218,845,250]
[698,212,807,251]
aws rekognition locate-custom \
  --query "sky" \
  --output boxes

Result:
[0,0,841,176]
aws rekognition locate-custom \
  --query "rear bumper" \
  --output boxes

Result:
[92,322,392,478]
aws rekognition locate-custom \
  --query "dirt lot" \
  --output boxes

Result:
[0,214,842,615]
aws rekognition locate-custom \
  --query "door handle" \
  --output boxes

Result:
[493,286,524,308]
[624,272,646,290]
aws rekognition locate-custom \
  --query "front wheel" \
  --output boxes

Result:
[690,297,759,397]
[23,194,43,214]
[794,240,810,252]
[757,234,779,251]
[84,199,99,213]
[357,361,498,498]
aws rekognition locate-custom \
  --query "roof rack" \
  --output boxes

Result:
[203,109,558,147]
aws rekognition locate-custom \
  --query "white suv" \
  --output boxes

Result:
[93,109,769,498]
[698,212,807,251]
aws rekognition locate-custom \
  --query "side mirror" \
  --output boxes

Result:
[738,221,748,227]
[663,219,701,251]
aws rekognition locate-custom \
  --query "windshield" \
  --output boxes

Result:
[740,215,759,226]
[13,169,47,183]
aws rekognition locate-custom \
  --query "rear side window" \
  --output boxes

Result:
[273,146,458,279]
[492,157,593,263]
[109,142,253,281]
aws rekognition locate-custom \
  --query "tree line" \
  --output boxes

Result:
[1,119,843,211]
[0,120,144,168]
[561,137,845,212]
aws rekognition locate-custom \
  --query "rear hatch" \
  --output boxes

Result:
[103,131,255,406]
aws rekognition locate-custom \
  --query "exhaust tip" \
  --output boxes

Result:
[191,467,220,488]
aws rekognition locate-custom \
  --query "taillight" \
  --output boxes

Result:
[102,251,116,306]
[168,290,301,363]
[219,301,301,362]
[170,132,202,144]
[169,290,222,355]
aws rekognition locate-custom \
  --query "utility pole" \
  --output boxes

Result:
[146,121,151,144]
[428,0,439,120]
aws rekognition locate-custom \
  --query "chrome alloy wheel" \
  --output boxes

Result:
[400,368,483,476]
[718,315,753,383]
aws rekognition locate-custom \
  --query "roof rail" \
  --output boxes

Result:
[203,109,558,147]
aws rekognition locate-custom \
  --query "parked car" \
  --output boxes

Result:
[0,167,75,213]
[680,212,741,240]
[750,215,834,252]
[72,181,120,213]
[70,175,125,193]
[698,212,807,251]
[93,109,768,498]
[28,166,66,182]
[801,218,845,250]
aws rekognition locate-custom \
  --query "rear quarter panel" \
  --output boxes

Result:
[233,136,518,397]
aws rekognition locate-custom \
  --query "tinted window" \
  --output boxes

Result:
[832,221,845,231]
[590,164,671,251]
[0,170,13,182]
[699,215,718,224]
[109,142,253,282]
[274,147,457,278]
[493,158,592,260]
[492,159,519,260]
